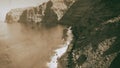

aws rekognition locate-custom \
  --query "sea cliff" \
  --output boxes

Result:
[5,0,120,68]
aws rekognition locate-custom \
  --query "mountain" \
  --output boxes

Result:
[18,0,75,28]
[59,0,120,68]
[5,0,120,68]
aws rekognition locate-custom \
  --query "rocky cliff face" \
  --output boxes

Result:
[59,0,120,68]
[5,0,120,68]
[18,0,75,28]
[5,8,25,23]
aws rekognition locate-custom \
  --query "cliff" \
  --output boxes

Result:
[59,0,120,68]
[5,0,120,68]
[5,8,25,23]
[18,0,75,28]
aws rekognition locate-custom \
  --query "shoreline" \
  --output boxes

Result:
[47,27,73,68]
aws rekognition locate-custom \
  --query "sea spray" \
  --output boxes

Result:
[47,27,73,68]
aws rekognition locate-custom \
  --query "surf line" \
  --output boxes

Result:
[47,27,73,68]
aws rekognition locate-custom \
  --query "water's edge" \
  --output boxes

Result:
[47,27,73,68]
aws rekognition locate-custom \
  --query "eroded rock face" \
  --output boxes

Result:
[5,0,120,68]
[50,0,75,20]
[5,8,25,23]
[5,0,75,26]
[18,0,75,27]
[59,0,120,68]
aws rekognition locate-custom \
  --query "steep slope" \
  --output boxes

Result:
[18,0,75,27]
[5,0,120,68]
[59,0,120,68]
[5,8,25,23]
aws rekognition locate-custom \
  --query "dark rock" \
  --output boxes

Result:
[59,0,120,68]
[18,0,75,28]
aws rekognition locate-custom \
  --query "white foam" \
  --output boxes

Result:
[47,27,73,68]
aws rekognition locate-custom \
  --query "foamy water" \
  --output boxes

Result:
[47,27,73,68]
[0,22,65,68]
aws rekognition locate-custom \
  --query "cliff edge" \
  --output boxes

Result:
[5,0,120,68]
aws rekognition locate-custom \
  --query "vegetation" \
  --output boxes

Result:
[59,0,120,68]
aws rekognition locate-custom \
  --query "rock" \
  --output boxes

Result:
[5,0,120,68]
[5,8,25,23]
[59,0,120,68]
[18,0,75,28]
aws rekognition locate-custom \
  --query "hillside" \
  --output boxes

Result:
[59,0,120,68]
[18,0,75,28]
[5,0,120,68]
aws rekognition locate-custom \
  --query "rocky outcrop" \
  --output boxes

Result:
[18,0,75,27]
[5,8,25,23]
[5,0,120,68]
[59,0,120,68]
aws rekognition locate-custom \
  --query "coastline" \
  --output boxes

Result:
[47,27,73,68]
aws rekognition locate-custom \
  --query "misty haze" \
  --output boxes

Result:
[0,0,72,68]
[0,0,120,68]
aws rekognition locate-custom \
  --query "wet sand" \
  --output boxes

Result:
[0,22,65,68]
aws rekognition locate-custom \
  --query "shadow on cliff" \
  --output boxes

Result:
[19,1,58,28]
[41,1,58,28]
